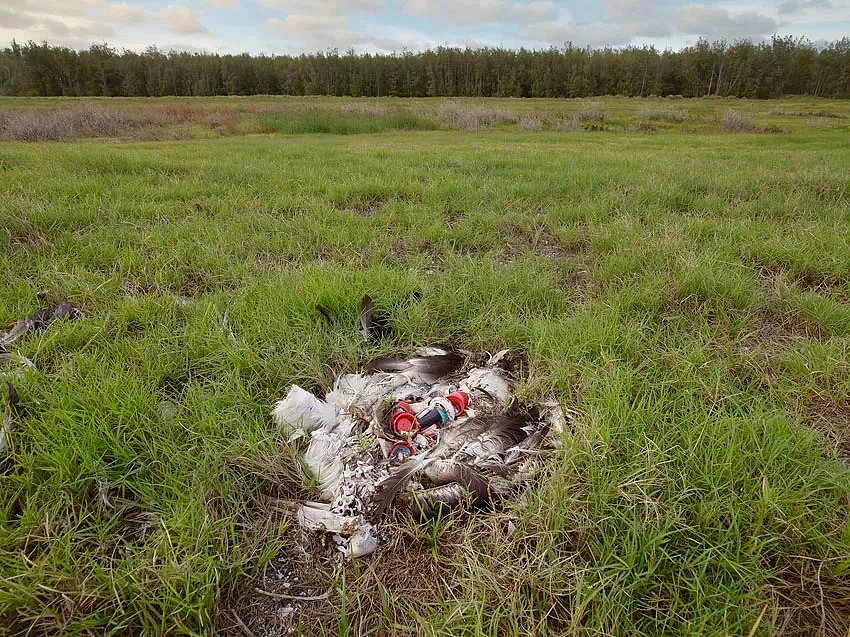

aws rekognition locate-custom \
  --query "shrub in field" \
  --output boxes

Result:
[636,106,686,122]
[719,110,761,132]
[0,104,208,141]
[439,101,507,131]
[554,116,581,132]
[630,120,657,132]
[578,103,605,122]
[517,116,543,131]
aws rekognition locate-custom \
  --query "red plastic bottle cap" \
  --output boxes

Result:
[446,391,469,415]
[392,412,418,435]
[390,401,413,418]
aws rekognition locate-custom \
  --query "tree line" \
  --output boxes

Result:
[1,36,848,99]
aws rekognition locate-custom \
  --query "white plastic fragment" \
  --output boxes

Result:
[415,346,450,357]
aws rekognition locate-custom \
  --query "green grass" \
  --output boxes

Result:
[1,96,850,635]
[257,110,438,134]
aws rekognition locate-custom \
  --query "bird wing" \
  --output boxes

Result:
[371,409,539,517]
[447,410,535,459]
[366,352,464,384]
[370,453,433,517]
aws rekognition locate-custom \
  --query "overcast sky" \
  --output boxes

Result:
[1,0,847,55]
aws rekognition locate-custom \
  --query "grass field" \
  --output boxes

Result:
[1,96,850,636]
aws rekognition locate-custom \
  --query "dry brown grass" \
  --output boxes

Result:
[636,106,686,122]
[578,103,606,122]
[517,116,543,131]
[768,561,850,637]
[340,102,396,117]
[729,109,789,133]
[719,110,762,133]
[554,117,581,132]
[0,104,210,141]
[799,396,850,462]
[770,108,847,119]
[439,101,508,131]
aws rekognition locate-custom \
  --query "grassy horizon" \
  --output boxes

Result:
[1,96,850,635]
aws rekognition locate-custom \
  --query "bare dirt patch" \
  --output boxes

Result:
[733,311,822,354]
[798,396,850,462]
[333,193,388,217]
[499,222,588,261]
[217,519,458,636]
[443,207,464,228]
[768,562,850,637]
[758,264,848,301]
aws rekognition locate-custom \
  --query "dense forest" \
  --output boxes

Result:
[1,36,848,99]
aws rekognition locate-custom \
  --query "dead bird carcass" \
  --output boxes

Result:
[272,348,566,557]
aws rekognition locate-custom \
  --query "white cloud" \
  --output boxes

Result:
[395,0,558,26]
[0,6,39,29]
[7,0,104,18]
[674,3,778,38]
[101,3,148,25]
[157,6,211,35]
[0,1,115,48]
[208,0,241,8]
[265,14,435,53]
[266,13,346,38]
[504,0,788,48]
[258,0,384,14]
[777,0,830,12]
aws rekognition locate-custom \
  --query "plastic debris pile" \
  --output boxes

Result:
[273,347,565,558]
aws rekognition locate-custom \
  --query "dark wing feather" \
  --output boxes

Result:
[445,411,535,459]
[5,383,19,412]
[408,483,472,519]
[411,462,499,519]
[366,352,464,383]
[370,454,432,517]
[360,295,393,343]
[424,460,491,499]
[315,304,335,325]
[372,409,539,518]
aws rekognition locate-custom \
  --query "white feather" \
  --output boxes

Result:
[272,385,336,436]
[486,349,510,365]
[461,368,512,406]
